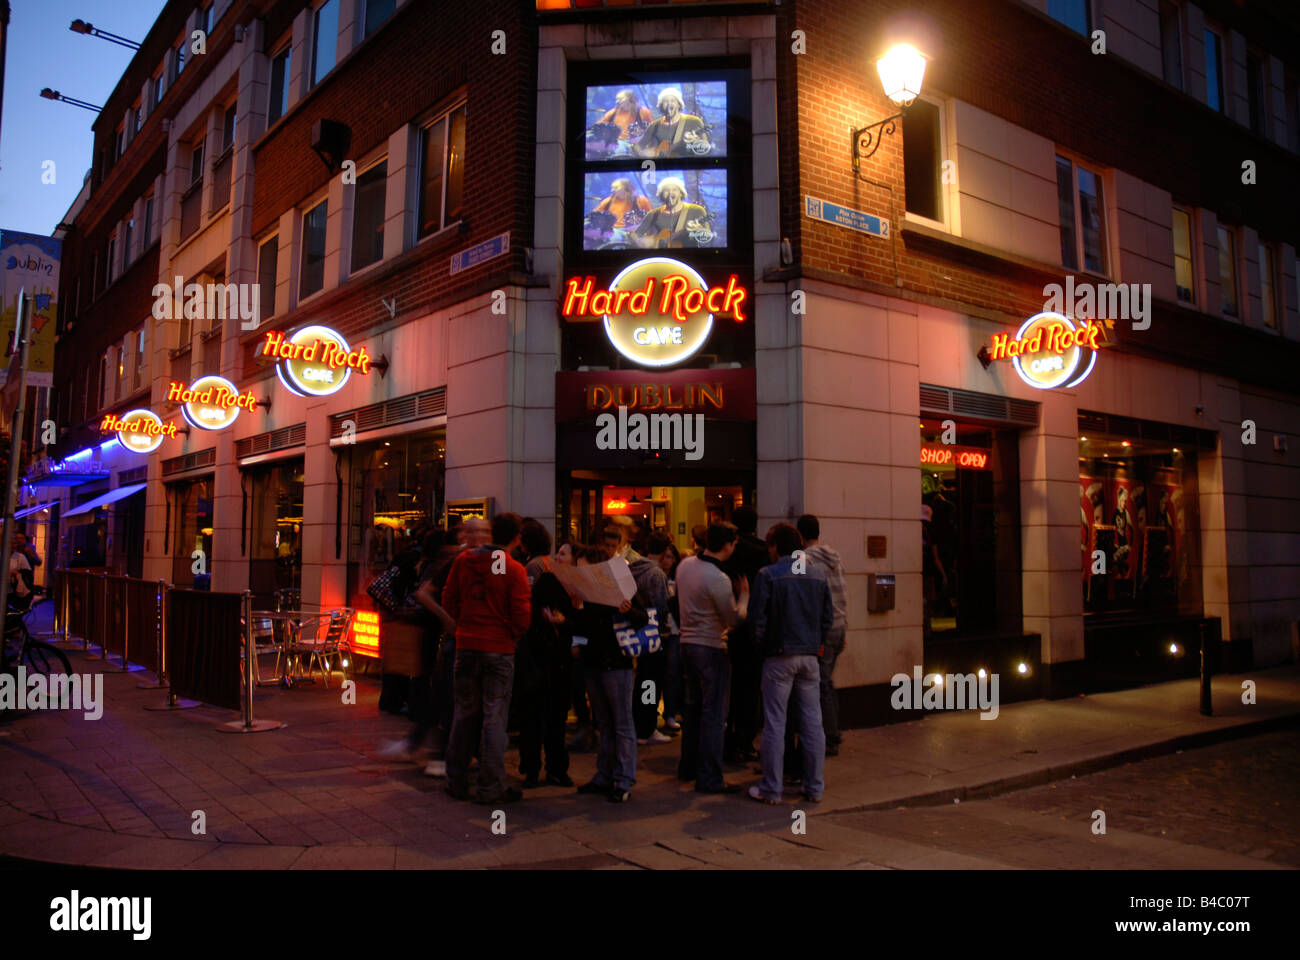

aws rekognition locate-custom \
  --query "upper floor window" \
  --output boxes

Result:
[135,328,146,390]
[364,0,397,38]
[105,234,117,287]
[1159,1,1182,90]
[351,160,388,272]
[1217,224,1238,317]
[300,199,329,298]
[1259,242,1278,329]
[1204,29,1225,113]
[1288,81,1300,153]
[258,234,279,322]
[189,140,205,186]
[1246,53,1267,136]
[903,96,945,225]
[124,217,135,268]
[199,3,213,38]
[222,103,237,152]
[1056,155,1107,274]
[312,0,340,88]
[418,102,467,239]
[98,353,109,409]
[143,195,155,248]
[268,44,292,125]
[174,41,187,82]
[1172,207,1195,305]
[1047,0,1089,36]
[153,71,165,109]
[114,127,124,161]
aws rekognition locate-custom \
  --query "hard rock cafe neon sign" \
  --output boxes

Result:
[562,257,747,367]
[990,312,1102,390]
[100,409,177,454]
[262,325,371,397]
[170,375,256,431]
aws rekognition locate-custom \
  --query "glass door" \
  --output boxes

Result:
[246,459,305,609]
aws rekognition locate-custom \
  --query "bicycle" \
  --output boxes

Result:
[2,596,71,676]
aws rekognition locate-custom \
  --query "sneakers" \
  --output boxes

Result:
[424,760,447,778]
[576,780,609,795]
[544,773,574,787]
[646,730,672,744]
[748,785,781,805]
[607,787,631,803]
[375,739,413,762]
[664,717,681,731]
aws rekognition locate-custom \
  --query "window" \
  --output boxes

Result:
[1056,155,1107,274]
[98,353,109,409]
[124,217,135,268]
[117,343,126,392]
[153,71,165,109]
[199,3,213,38]
[268,44,291,124]
[1217,224,1238,317]
[1172,207,1195,304]
[114,127,124,162]
[135,328,146,389]
[903,97,944,223]
[222,104,237,152]
[351,160,388,271]
[1159,1,1182,90]
[1259,242,1278,328]
[1288,82,1300,153]
[143,196,155,248]
[311,0,340,88]
[178,309,192,351]
[174,41,186,81]
[106,234,117,286]
[1204,29,1224,113]
[300,200,328,298]
[190,140,205,185]
[364,0,397,38]
[1047,0,1089,35]
[1246,54,1266,136]
[418,103,467,238]
[257,235,278,321]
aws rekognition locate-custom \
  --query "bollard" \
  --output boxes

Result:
[138,579,169,689]
[218,590,284,733]
[1199,620,1212,716]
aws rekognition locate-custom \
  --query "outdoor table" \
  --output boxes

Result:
[250,609,314,688]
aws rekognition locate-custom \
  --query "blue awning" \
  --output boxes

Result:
[63,483,147,518]
[13,500,57,519]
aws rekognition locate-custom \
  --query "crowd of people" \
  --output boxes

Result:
[373,506,847,807]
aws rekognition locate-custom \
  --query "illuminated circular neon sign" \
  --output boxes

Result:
[172,375,255,431]
[989,312,1101,390]
[562,257,747,367]
[102,409,176,454]
[263,325,371,397]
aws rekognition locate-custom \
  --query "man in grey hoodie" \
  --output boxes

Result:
[796,514,847,755]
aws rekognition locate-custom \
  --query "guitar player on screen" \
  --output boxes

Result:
[634,87,710,158]
[633,177,712,249]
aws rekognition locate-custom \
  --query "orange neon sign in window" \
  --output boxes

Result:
[352,610,381,658]
[920,444,991,469]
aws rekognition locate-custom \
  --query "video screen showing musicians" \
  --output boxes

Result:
[583,170,727,251]
[584,81,727,160]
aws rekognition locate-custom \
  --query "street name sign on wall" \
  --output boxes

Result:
[450,232,510,275]
[804,195,890,239]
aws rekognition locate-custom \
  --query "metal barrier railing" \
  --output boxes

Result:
[51,569,281,731]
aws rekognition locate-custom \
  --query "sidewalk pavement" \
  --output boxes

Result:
[3,623,1298,869]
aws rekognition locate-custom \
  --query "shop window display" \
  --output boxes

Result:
[1079,437,1201,615]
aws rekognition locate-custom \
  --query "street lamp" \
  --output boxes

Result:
[851,43,929,177]
[39,88,101,112]
[69,19,140,50]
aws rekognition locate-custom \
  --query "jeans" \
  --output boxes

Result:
[435,635,457,750]
[678,643,731,791]
[759,655,825,800]
[661,633,682,720]
[725,630,762,757]
[820,630,844,746]
[632,648,666,739]
[445,650,515,801]
[517,655,570,779]
[585,668,637,790]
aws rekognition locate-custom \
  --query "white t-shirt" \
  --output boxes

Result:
[9,552,31,597]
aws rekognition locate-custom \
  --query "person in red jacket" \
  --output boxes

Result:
[441,513,532,804]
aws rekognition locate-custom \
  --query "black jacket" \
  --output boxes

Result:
[573,596,648,671]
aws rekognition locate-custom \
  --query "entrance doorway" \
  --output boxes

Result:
[168,475,214,589]
[563,472,751,554]
[246,459,304,609]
